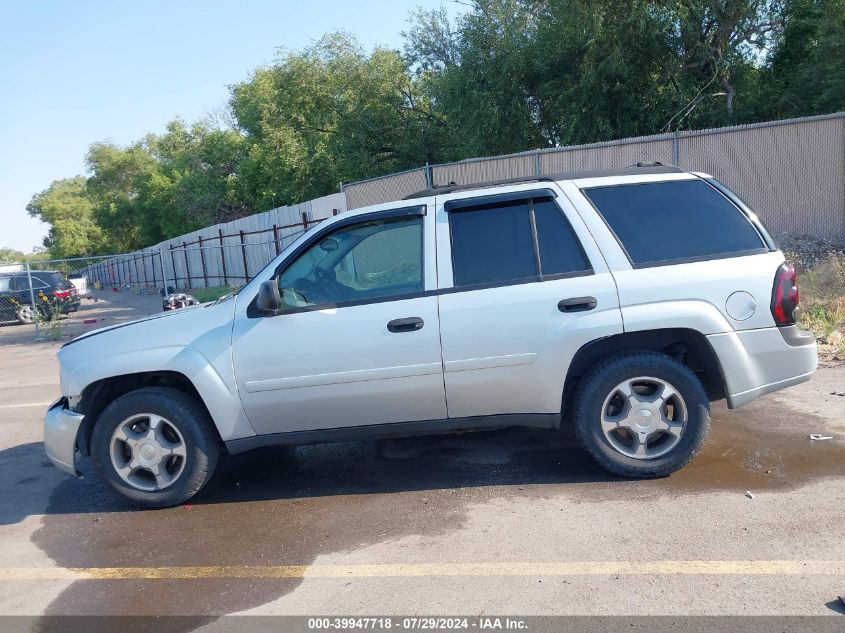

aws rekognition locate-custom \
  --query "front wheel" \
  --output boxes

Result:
[572,352,710,478]
[91,387,220,508]
[15,304,35,325]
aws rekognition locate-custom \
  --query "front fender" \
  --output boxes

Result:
[62,345,255,441]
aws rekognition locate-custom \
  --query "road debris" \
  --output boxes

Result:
[745,491,755,499]
[808,434,834,441]
[830,391,845,397]
[162,293,199,311]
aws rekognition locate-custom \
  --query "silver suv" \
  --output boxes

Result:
[44,165,817,507]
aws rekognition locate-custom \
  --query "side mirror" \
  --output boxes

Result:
[256,279,281,313]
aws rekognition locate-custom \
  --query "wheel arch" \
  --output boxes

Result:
[561,328,727,425]
[75,371,221,456]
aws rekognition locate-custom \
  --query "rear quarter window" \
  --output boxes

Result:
[44,273,72,289]
[584,179,768,267]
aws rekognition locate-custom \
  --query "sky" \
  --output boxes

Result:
[0,0,456,253]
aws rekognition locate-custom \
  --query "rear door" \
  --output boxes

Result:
[435,185,624,419]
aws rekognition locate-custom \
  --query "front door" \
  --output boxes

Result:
[231,205,447,435]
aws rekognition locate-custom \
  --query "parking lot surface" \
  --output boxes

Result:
[0,292,843,628]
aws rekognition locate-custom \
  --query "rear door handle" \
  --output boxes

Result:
[558,297,597,313]
[387,317,424,333]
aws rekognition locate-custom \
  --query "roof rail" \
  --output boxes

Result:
[403,163,684,199]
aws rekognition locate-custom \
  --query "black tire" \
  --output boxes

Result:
[572,352,710,478]
[90,387,220,508]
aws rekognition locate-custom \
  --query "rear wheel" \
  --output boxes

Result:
[572,352,710,477]
[91,387,219,508]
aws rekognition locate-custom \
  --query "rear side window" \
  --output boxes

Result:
[0,278,9,292]
[584,180,767,267]
[50,273,73,289]
[533,200,591,276]
[449,197,590,287]
[450,202,536,286]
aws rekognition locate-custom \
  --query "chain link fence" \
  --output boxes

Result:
[0,218,327,341]
[1,254,150,340]
[342,112,845,235]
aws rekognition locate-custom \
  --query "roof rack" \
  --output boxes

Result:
[403,162,684,199]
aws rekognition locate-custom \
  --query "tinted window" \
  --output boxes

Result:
[585,180,766,266]
[533,200,590,275]
[278,216,422,309]
[450,202,536,286]
[30,274,53,289]
[48,273,73,289]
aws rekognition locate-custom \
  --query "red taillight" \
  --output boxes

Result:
[53,289,71,299]
[771,263,799,326]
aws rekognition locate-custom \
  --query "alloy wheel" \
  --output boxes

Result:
[109,413,188,491]
[599,376,688,460]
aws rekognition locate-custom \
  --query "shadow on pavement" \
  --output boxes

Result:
[1,427,611,526]
[24,427,611,628]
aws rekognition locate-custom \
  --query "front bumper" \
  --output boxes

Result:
[707,324,818,409]
[44,398,84,476]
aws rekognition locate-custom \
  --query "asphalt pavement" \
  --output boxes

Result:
[0,293,843,631]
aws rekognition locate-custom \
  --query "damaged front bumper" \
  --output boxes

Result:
[44,398,84,477]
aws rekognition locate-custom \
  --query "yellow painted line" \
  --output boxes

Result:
[0,560,843,581]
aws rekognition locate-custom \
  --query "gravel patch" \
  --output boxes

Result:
[774,232,845,270]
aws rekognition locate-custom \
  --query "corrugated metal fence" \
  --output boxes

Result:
[344,112,845,236]
[87,113,844,292]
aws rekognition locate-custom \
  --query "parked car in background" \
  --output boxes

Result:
[0,271,81,324]
[44,164,817,507]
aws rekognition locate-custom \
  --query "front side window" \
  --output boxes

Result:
[584,179,768,267]
[8,276,26,291]
[278,215,423,310]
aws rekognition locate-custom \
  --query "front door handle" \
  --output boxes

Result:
[558,297,597,313]
[387,317,424,333]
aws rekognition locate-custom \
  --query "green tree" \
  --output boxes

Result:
[760,0,845,117]
[0,247,26,264]
[406,1,790,147]
[406,1,545,155]
[146,119,251,237]
[85,141,159,251]
[26,176,104,258]
[231,32,446,210]
[530,1,680,144]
